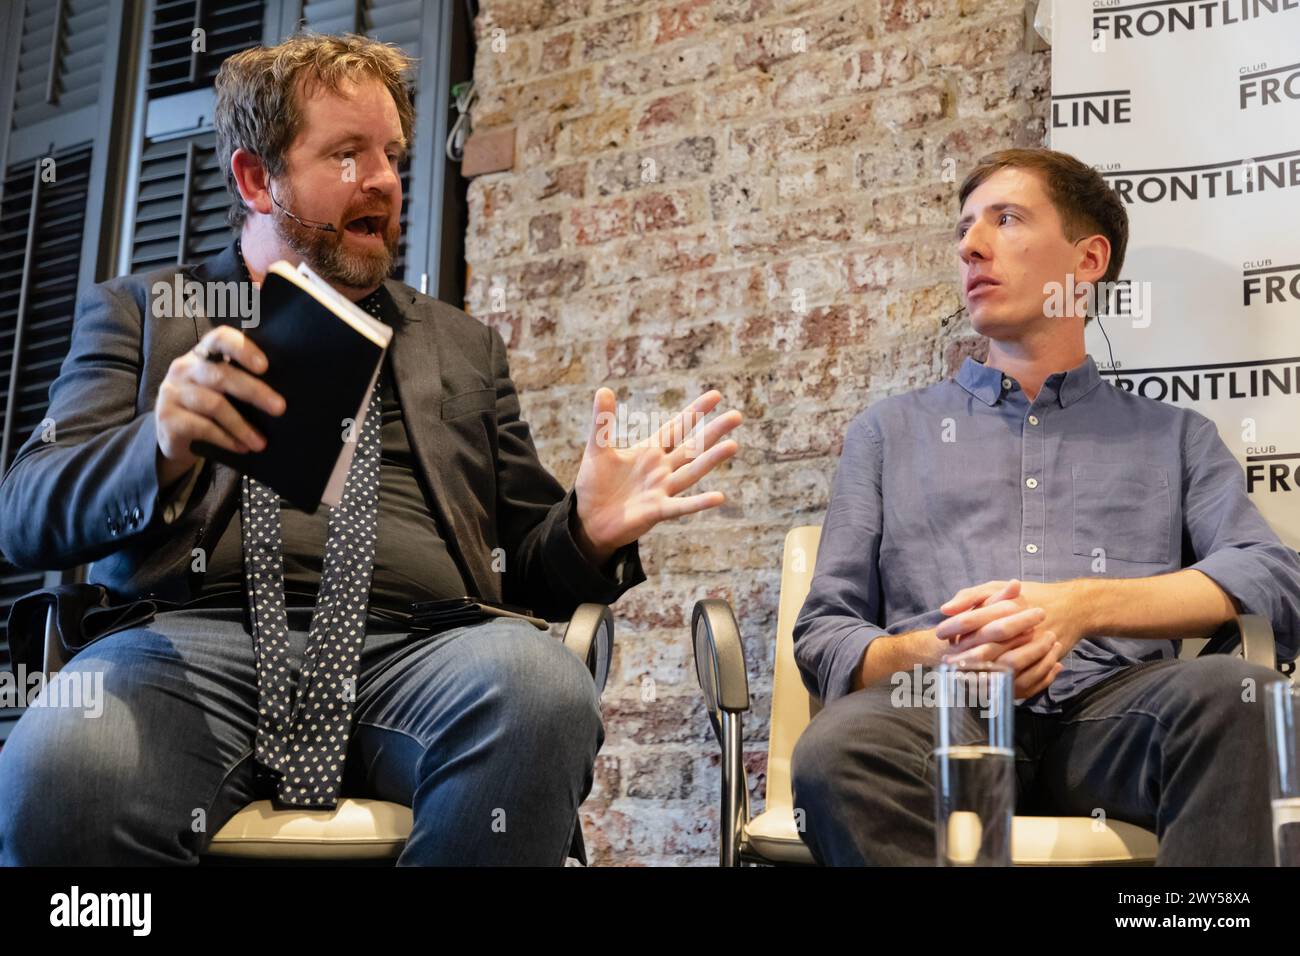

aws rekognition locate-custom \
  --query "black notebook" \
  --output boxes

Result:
[191,259,393,513]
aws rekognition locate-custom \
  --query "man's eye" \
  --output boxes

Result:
[999,213,1015,225]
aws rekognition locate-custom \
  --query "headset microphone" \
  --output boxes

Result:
[269,185,338,233]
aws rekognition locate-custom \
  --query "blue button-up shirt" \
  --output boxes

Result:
[794,354,1300,713]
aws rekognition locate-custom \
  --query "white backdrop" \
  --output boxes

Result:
[1048,0,1300,548]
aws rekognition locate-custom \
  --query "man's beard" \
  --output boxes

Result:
[272,181,400,290]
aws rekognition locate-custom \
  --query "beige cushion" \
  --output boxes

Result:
[744,808,1157,866]
[205,798,412,860]
[1010,815,1157,865]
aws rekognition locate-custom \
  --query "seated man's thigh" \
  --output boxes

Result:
[790,681,952,864]
[348,618,602,806]
[0,607,262,865]
[792,682,935,809]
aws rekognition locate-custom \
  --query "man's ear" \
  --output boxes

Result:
[230,148,273,217]
[1076,233,1110,287]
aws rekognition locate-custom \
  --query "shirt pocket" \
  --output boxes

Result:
[1071,462,1172,564]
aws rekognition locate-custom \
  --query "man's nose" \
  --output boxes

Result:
[361,152,402,195]
[958,223,989,263]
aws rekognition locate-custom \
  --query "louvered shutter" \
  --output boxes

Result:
[148,0,267,99]
[0,0,131,743]
[0,145,95,736]
[130,130,230,271]
[10,0,112,130]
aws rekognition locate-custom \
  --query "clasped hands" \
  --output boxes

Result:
[934,578,1091,701]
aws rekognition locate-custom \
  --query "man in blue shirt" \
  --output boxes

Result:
[790,147,1300,866]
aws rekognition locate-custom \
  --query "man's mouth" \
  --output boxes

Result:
[966,276,1000,296]
[343,215,386,238]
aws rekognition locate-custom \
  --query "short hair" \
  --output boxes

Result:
[958,147,1129,288]
[214,32,415,231]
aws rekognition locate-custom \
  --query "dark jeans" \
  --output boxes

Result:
[0,605,603,865]
[791,655,1287,865]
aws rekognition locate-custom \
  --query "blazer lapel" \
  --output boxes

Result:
[384,283,486,596]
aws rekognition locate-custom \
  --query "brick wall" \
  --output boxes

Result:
[464,0,1052,864]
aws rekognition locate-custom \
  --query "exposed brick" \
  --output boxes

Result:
[468,0,1051,867]
[591,135,716,195]
[529,211,562,253]
[581,11,640,61]
[649,0,712,45]
[606,320,727,377]
[529,160,587,202]
[873,83,947,129]
[599,38,724,96]
[928,17,1024,69]
[708,172,765,220]
[733,5,868,73]
[478,0,593,36]
[632,190,691,233]
[561,108,632,158]
[635,91,698,139]
[880,0,956,32]
[701,73,773,122]
[842,45,916,92]
[729,205,854,260]
[540,32,574,73]
[845,241,913,292]
[572,198,632,244]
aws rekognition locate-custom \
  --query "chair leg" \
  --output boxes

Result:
[719,711,747,867]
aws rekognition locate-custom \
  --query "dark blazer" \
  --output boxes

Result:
[0,239,645,615]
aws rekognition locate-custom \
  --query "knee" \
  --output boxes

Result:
[792,712,846,801]
[0,708,139,865]
[1168,655,1283,729]
[469,624,603,748]
[792,693,926,808]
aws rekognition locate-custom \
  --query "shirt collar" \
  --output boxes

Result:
[955,353,1102,408]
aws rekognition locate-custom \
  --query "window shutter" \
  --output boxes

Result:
[10,0,113,131]
[148,0,267,99]
[0,144,93,729]
[130,129,228,271]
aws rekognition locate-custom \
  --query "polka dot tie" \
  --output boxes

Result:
[242,291,387,810]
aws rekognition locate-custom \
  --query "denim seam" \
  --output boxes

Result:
[354,717,427,749]
[1054,708,1172,735]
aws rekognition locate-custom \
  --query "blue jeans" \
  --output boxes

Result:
[0,605,603,865]
[791,655,1288,865]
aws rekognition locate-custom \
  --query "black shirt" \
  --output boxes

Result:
[189,252,467,624]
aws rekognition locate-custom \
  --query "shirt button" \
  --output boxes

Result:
[1025,477,1038,489]
[1025,543,1039,554]
[1028,415,1039,425]
[1002,378,1013,389]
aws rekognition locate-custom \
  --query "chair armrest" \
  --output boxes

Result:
[691,599,750,718]
[562,604,613,695]
[691,598,753,866]
[42,604,69,679]
[1196,613,1277,671]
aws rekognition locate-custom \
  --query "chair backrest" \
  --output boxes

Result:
[765,526,823,815]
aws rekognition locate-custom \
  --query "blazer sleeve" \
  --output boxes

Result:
[486,325,646,620]
[0,279,183,569]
